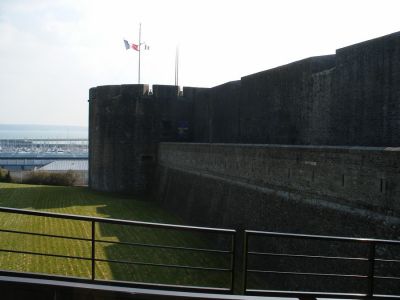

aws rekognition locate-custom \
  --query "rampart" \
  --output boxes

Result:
[155,143,400,239]
[88,31,400,239]
[190,31,400,146]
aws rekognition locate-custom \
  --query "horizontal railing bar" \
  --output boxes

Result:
[0,206,235,234]
[0,228,91,242]
[95,258,232,272]
[92,277,232,293]
[373,295,400,299]
[246,230,400,245]
[247,269,367,279]
[248,251,368,261]
[375,258,400,263]
[374,275,400,280]
[96,239,232,254]
[0,270,232,294]
[0,248,91,261]
[245,288,367,298]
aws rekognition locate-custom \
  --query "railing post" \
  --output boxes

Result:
[230,231,236,294]
[243,230,248,294]
[91,220,96,280]
[367,241,376,298]
[233,227,247,295]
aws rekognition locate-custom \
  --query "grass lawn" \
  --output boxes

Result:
[0,182,232,289]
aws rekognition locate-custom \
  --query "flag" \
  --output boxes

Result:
[131,43,139,51]
[123,39,130,50]
[123,39,139,51]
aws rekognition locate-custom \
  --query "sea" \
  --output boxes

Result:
[0,124,88,139]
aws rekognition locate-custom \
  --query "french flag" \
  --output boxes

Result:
[123,40,139,51]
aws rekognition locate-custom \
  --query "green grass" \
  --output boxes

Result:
[0,182,231,288]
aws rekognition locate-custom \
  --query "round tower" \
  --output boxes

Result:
[88,84,151,194]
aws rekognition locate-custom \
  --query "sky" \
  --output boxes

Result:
[0,0,400,127]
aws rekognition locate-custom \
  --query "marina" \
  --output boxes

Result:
[0,139,88,171]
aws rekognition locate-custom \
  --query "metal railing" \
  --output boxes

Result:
[243,230,400,299]
[0,207,235,293]
[1,206,400,299]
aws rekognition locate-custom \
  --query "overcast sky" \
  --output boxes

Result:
[1,0,400,126]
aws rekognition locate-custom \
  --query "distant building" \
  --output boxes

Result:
[39,160,88,186]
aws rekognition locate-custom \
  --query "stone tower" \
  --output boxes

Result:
[88,84,155,194]
[88,84,193,194]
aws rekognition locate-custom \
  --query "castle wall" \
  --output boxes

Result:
[155,142,400,239]
[239,55,336,145]
[187,32,400,147]
[306,67,335,145]
[191,87,211,142]
[333,31,400,147]
[152,85,180,141]
[209,81,241,143]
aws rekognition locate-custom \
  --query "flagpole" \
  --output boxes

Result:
[177,45,179,86]
[175,45,179,86]
[174,46,177,86]
[138,23,141,84]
